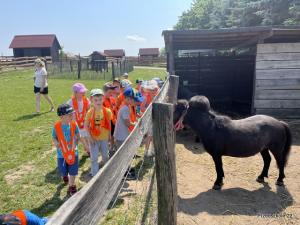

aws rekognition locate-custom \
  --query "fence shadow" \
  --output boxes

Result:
[178,184,293,216]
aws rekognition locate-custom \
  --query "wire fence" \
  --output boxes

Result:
[47,57,133,80]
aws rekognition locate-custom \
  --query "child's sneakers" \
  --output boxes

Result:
[62,176,69,185]
[68,185,77,196]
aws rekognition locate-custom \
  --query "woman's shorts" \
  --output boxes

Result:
[34,86,48,94]
[57,156,79,176]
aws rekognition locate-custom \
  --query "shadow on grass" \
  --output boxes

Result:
[14,112,49,121]
[45,168,61,184]
[31,183,68,216]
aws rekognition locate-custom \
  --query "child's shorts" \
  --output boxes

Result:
[57,156,79,176]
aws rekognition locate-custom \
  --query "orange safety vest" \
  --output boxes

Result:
[117,92,125,110]
[103,97,117,124]
[12,210,27,225]
[89,107,111,137]
[54,121,77,165]
[72,96,89,129]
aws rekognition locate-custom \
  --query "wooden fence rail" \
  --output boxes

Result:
[46,75,175,225]
[0,56,52,71]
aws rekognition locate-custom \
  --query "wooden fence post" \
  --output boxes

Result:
[77,56,81,79]
[112,62,115,80]
[167,75,179,104]
[153,102,177,225]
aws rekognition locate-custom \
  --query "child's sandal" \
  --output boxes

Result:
[68,185,77,196]
[62,176,69,185]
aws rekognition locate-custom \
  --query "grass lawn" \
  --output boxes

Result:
[0,67,165,218]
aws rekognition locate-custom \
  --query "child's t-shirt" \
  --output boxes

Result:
[85,107,112,141]
[114,105,130,141]
[34,67,48,88]
[52,123,80,158]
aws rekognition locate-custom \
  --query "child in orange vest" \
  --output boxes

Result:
[84,89,112,177]
[0,210,48,225]
[103,82,118,155]
[67,83,90,157]
[114,87,144,149]
[116,79,132,110]
[52,104,80,195]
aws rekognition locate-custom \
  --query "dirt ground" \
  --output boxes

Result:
[176,121,300,225]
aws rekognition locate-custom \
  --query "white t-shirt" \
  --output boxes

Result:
[114,105,130,141]
[34,67,48,88]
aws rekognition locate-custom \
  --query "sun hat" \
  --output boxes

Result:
[34,58,45,67]
[142,80,158,91]
[120,79,132,88]
[90,88,104,97]
[72,83,88,93]
[57,104,74,116]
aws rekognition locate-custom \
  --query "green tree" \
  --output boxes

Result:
[175,0,300,30]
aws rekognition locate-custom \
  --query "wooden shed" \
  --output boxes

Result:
[90,51,108,71]
[104,49,125,58]
[139,48,159,59]
[163,26,300,118]
[9,34,61,62]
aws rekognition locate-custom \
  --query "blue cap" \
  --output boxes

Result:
[123,87,135,98]
[133,89,145,103]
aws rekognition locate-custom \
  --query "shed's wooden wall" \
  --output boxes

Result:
[254,43,300,118]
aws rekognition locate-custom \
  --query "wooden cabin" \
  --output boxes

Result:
[138,48,159,59]
[104,49,125,58]
[90,51,108,71]
[9,34,61,62]
[163,26,300,118]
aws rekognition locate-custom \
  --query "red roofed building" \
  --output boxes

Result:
[104,49,125,58]
[9,34,61,61]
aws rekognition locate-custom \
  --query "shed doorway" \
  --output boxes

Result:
[176,51,256,116]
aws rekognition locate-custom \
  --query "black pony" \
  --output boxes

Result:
[174,96,292,190]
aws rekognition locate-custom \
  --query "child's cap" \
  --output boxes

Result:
[120,79,132,89]
[136,78,143,84]
[90,88,104,97]
[133,89,145,103]
[57,104,74,116]
[113,78,121,83]
[103,82,117,92]
[123,87,135,98]
[122,72,129,78]
[142,80,158,91]
[72,83,87,93]
[0,214,21,225]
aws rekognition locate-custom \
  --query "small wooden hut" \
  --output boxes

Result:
[90,51,108,71]
[163,26,300,118]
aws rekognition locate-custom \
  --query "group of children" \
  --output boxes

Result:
[52,73,163,196]
[0,73,163,225]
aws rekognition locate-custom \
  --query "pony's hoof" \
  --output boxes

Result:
[276,181,284,186]
[256,177,265,183]
[212,182,223,190]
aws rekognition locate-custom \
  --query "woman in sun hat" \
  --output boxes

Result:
[33,58,54,114]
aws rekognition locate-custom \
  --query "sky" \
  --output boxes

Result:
[0,0,193,56]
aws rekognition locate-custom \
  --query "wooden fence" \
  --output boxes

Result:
[126,56,166,67]
[0,56,52,71]
[46,75,179,225]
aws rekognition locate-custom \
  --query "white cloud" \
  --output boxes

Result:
[126,34,146,42]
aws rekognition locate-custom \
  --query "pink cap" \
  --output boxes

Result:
[72,83,87,93]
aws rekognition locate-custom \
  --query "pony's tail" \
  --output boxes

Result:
[281,122,292,167]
